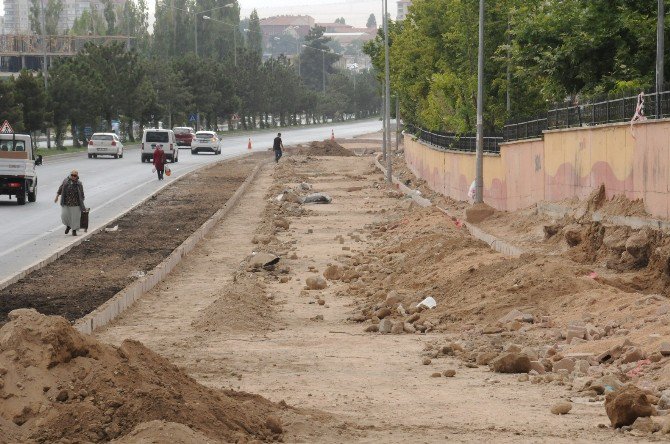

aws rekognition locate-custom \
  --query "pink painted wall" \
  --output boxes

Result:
[404,119,670,219]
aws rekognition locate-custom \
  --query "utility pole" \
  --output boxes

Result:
[382,86,386,160]
[475,0,484,203]
[194,12,198,56]
[657,0,664,118]
[41,0,51,149]
[383,0,392,183]
[322,51,326,93]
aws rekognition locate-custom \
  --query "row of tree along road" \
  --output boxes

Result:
[1,2,382,148]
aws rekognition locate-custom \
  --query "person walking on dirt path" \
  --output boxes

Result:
[273,133,284,163]
[54,169,85,236]
[153,144,166,180]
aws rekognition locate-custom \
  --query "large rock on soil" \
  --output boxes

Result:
[491,353,531,374]
[605,385,654,428]
[305,276,327,290]
[563,224,583,247]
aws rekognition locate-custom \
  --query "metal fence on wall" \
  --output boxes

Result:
[503,90,670,142]
[406,124,503,154]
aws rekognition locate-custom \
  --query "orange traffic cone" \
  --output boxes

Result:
[247,138,252,150]
[331,129,335,141]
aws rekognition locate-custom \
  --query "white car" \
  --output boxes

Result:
[141,129,178,163]
[88,133,123,159]
[191,131,221,155]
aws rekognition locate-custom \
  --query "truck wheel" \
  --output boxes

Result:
[141,155,146,163]
[114,154,118,159]
[17,185,27,206]
[28,184,37,203]
[88,154,93,159]
[174,155,178,163]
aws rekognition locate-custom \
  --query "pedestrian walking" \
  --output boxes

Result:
[153,144,166,180]
[54,170,85,236]
[273,132,284,163]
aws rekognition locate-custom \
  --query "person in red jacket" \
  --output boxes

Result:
[153,144,166,180]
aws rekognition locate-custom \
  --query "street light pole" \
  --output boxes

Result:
[383,0,392,183]
[322,51,325,93]
[475,0,485,203]
[657,0,664,118]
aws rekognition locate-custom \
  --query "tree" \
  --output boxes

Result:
[366,13,377,29]
[70,7,106,36]
[0,81,24,133]
[13,70,46,137]
[102,0,116,34]
[30,0,63,35]
[335,17,346,25]
[300,26,340,92]
[246,9,263,59]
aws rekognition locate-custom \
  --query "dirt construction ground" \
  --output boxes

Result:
[4,137,670,442]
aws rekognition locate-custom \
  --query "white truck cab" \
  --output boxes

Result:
[0,133,40,205]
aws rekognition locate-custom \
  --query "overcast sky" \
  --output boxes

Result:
[239,0,385,27]
[0,0,390,28]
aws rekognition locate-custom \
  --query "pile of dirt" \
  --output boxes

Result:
[0,155,264,325]
[193,273,278,334]
[0,309,283,442]
[340,206,606,333]
[291,140,355,157]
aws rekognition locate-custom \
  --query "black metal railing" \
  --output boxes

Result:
[406,124,502,154]
[503,89,670,142]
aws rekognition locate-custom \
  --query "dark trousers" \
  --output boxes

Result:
[274,149,282,163]
[157,168,164,180]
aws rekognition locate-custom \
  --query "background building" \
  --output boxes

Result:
[2,0,126,35]
[259,15,314,41]
[397,0,412,21]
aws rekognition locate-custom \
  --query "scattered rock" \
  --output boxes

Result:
[248,253,280,270]
[422,358,432,365]
[482,326,503,335]
[563,224,583,246]
[550,401,572,415]
[631,416,660,434]
[660,342,670,357]
[56,390,69,402]
[378,318,393,334]
[374,307,392,319]
[430,372,442,378]
[403,323,416,334]
[273,218,290,230]
[605,385,654,428]
[305,276,327,290]
[529,361,546,375]
[491,353,531,374]
[621,347,645,364]
[552,358,576,373]
[443,369,456,378]
[364,324,379,333]
[317,299,325,306]
[391,322,404,334]
[323,265,343,281]
[476,351,499,366]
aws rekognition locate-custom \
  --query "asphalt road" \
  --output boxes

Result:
[0,119,382,285]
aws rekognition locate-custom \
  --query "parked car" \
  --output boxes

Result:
[173,127,195,147]
[88,133,123,159]
[141,129,178,163]
[191,131,221,155]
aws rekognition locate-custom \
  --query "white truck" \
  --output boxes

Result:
[0,133,41,205]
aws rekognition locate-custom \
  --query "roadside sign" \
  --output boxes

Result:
[0,120,14,134]
[189,113,197,123]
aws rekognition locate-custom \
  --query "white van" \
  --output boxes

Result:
[140,129,178,163]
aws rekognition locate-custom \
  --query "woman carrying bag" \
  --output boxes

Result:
[153,144,166,180]
[54,170,86,236]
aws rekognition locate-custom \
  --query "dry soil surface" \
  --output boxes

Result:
[95,152,653,442]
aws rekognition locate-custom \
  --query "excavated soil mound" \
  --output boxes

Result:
[343,206,606,332]
[291,140,355,157]
[0,309,282,443]
[193,273,278,333]
[111,420,214,443]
